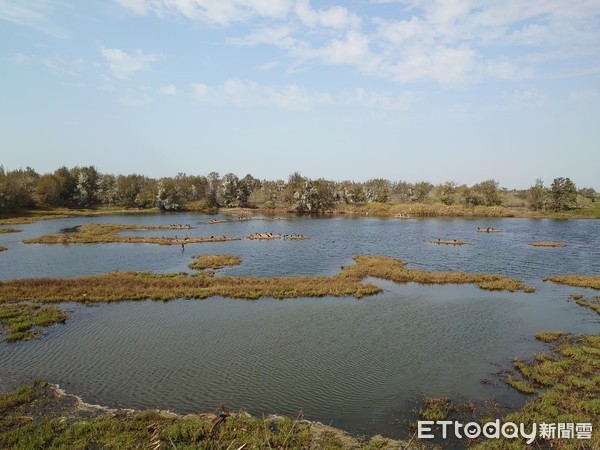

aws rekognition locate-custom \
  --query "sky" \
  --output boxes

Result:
[1,0,599,189]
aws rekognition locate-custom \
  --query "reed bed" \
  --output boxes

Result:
[545,274,600,290]
[569,294,600,315]
[0,255,533,305]
[530,241,566,247]
[23,223,240,246]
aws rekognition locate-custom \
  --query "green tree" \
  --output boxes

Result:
[527,178,548,211]
[550,177,577,211]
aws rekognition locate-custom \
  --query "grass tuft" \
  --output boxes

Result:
[188,254,242,270]
[545,275,600,290]
[0,303,68,342]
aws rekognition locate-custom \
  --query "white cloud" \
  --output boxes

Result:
[159,84,177,94]
[294,0,361,29]
[13,53,30,64]
[506,88,546,106]
[568,90,598,102]
[119,93,151,106]
[116,0,293,25]
[192,79,332,111]
[99,45,160,79]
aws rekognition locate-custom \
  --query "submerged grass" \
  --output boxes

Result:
[419,397,453,421]
[0,255,534,304]
[545,275,600,290]
[0,303,67,342]
[188,254,242,270]
[535,331,565,343]
[23,223,239,246]
[0,227,21,233]
[474,333,600,449]
[0,380,413,449]
[569,294,600,315]
[530,241,566,247]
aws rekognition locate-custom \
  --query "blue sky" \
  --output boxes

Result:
[1,0,599,189]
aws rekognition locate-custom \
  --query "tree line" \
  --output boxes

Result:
[0,165,596,213]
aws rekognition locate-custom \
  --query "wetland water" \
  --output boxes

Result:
[0,214,599,438]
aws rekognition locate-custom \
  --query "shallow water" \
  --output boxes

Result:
[0,214,599,438]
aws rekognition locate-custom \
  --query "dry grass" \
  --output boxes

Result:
[530,241,566,247]
[0,246,6,252]
[0,227,21,233]
[188,254,242,270]
[203,217,285,224]
[0,255,534,304]
[545,275,600,290]
[23,223,239,246]
[426,239,470,245]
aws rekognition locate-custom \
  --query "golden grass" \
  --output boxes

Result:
[188,254,242,270]
[0,255,534,304]
[545,275,600,290]
[530,241,566,247]
[0,227,21,233]
[0,246,6,252]
[426,239,470,245]
[23,223,239,246]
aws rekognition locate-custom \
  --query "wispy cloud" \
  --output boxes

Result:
[99,44,161,79]
[568,90,598,102]
[159,84,177,95]
[0,0,67,37]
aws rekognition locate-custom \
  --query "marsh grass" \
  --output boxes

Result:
[530,241,566,247]
[23,223,239,245]
[0,255,534,304]
[188,254,242,270]
[0,380,411,449]
[535,331,565,343]
[0,227,21,233]
[474,333,600,449]
[0,246,6,252]
[419,397,453,421]
[0,303,67,342]
[545,275,600,290]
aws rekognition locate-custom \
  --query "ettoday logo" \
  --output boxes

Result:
[418,420,593,444]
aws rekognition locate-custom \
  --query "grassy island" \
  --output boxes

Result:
[0,255,535,306]
[544,275,600,290]
[530,241,567,247]
[23,224,239,246]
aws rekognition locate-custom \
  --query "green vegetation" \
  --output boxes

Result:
[505,375,536,394]
[419,397,453,421]
[2,165,598,217]
[545,275,600,290]
[0,380,412,449]
[0,303,67,342]
[23,223,239,245]
[474,334,600,449]
[530,241,566,247]
[188,254,242,270]
[0,255,534,304]
[569,294,600,315]
[0,227,21,233]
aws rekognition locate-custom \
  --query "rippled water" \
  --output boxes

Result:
[0,214,599,439]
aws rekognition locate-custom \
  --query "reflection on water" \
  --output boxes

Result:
[0,214,599,438]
